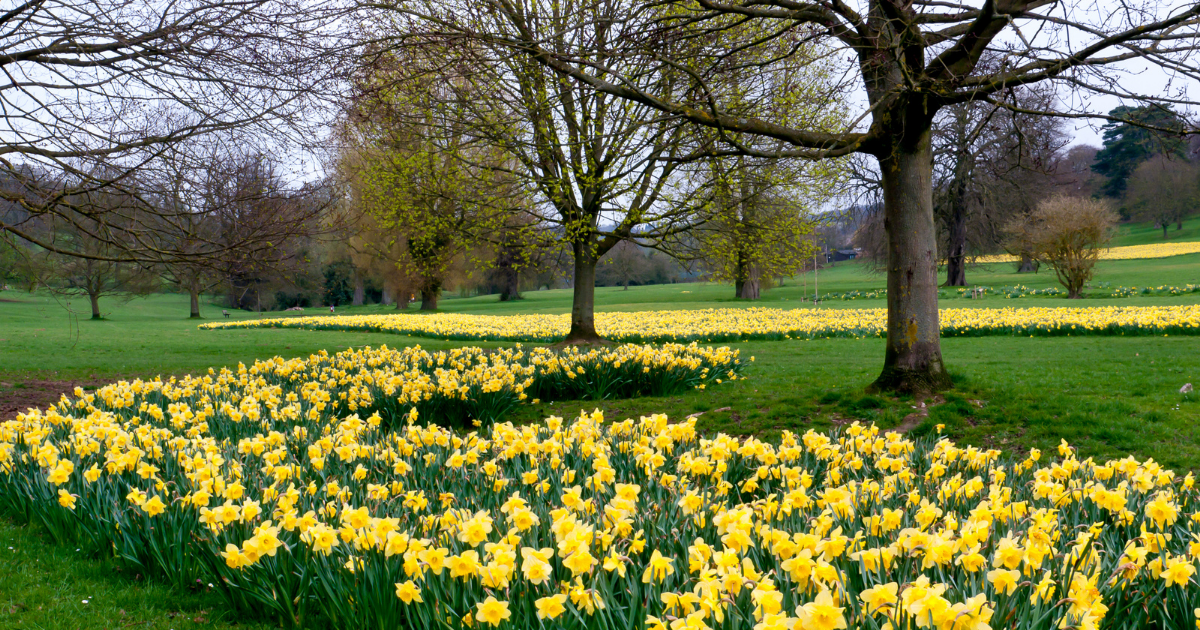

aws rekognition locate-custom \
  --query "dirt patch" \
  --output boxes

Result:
[889,394,945,434]
[0,379,107,421]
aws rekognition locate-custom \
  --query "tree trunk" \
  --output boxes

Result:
[564,244,603,343]
[871,130,952,394]
[1017,256,1038,273]
[419,287,438,311]
[738,264,760,300]
[381,285,394,305]
[944,196,968,286]
[499,267,522,302]
[1178,220,1184,231]
[189,289,201,319]
[1164,223,1169,239]
[89,292,101,320]
[352,272,365,306]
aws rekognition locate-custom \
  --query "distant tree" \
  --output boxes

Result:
[1092,106,1188,199]
[0,0,333,266]
[32,187,158,318]
[323,259,357,306]
[603,241,650,291]
[214,154,322,312]
[676,156,834,300]
[1004,196,1117,299]
[1125,156,1199,238]
[1054,146,1104,198]
[932,90,1066,286]
[341,51,519,312]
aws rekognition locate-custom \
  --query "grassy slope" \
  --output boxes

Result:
[1,219,1198,630]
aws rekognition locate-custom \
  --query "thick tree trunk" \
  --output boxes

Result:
[189,289,201,319]
[352,272,365,306]
[419,287,438,311]
[89,292,101,320]
[381,285,394,305]
[564,244,603,343]
[871,130,952,394]
[738,265,761,300]
[1017,256,1038,273]
[499,267,522,301]
[734,250,760,299]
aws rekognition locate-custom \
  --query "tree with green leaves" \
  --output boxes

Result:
[374,0,844,339]
[339,52,520,311]
[679,155,837,299]
[1092,105,1189,199]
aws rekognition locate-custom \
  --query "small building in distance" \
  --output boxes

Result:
[825,248,860,263]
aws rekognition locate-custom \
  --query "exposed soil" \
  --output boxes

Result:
[890,394,946,434]
[0,379,109,421]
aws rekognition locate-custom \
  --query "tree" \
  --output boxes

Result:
[932,90,1066,286]
[1125,156,1199,237]
[604,241,650,291]
[31,188,158,318]
[680,156,830,299]
[1004,195,1117,299]
[408,0,1200,391]
[376,0,840,341]
[0,0,334,266]
[340,55,518,312]
[1092,106,1189,198]
[213,154,324,312]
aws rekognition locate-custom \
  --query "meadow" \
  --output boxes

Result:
[1,221,1198,630]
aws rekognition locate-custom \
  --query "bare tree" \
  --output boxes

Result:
[1125,155,1200,237]
[0,0,336,264]
[400,0,1200,391]
[933,89,1066,286]
[1004,195,1117,299]
[31,187,158,318]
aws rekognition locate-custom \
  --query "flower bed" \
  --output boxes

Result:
[201,305,1200,342]
[3,397,1197,629]
[976,240,1200,263]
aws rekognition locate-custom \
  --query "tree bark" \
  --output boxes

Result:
[381,285,394,305]
[737,263,761,300]
[564,243,603,343]
[944,185,969,287]
[89,292,101,320]
[871,129,952,394]
[1164,223,1169,239]
[189,288,201,319]
[419,287,438,311]
[1017,256,1038,273]
[499,267,522,301]
[733,250,760,299]
[352,271,365,306]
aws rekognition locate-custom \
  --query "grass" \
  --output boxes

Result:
[1110,216,1200,246]
[0,518,275,630]
[1,219,1199,628]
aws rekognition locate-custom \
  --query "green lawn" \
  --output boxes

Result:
[2,229,1200,630]
[1110,216,1200,246]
